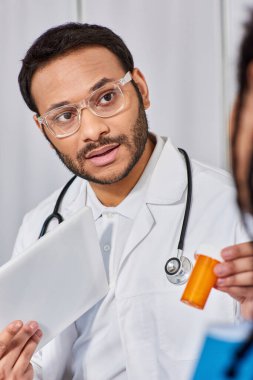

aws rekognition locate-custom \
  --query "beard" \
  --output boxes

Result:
[46,102,149,185]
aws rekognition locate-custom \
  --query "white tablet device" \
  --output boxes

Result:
[0,207,108,350]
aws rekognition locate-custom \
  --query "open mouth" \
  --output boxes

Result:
[86,144,119,158]
[85,144,120,167]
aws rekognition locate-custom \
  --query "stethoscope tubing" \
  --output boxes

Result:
[38,175,76,239]
[177,148,192,253]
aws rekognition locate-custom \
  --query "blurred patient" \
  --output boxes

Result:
[214,10,253,321]
[231,11,253,220]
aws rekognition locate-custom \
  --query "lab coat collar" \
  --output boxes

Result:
[61,177,86,218]
[62,134,188,218]
[145,136,188,205]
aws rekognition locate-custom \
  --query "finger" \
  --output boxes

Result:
[216,271,253,287]
[13,329,42,375]
[1,321,39,368]
[216,285,253,301]
[0,321,23,358]
[23,363,34,378]
[214,257,253,277]
[220,242,253,261]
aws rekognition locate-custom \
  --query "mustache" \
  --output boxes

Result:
[76,135,129,160]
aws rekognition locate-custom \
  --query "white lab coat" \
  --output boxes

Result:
[13,137,248,380]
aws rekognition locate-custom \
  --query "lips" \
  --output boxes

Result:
[85,144,120,167]
[85,144,119,159]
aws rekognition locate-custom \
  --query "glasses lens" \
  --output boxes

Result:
[46,106,79,136]
[89,84,124,117]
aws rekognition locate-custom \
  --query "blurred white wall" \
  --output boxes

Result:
[222,0,253,121]
[82,0,226,167]
[0,0,77,262]
[0,0,252,263]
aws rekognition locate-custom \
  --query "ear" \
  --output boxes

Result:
[131,68,150,109]
[33,114,55,150]
[33,114,43,131]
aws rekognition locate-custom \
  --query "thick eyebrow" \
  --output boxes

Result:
[90,77,114,92]
[46,101,69,112]
[46,76,115,113]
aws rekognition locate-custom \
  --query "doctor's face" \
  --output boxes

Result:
[31,46,150,185]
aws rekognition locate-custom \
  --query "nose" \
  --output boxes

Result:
[78,107,110,142]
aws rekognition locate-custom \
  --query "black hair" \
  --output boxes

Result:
[232,9,253,214]
[18,23,134,113]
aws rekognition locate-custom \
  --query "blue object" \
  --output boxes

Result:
[192,322,253,380]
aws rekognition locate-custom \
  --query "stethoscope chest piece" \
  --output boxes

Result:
[165,255,192,285]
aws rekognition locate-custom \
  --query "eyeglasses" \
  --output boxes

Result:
[37,71,132,139]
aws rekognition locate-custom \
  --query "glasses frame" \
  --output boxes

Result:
[37,71,132,139]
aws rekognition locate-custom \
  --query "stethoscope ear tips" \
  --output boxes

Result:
[165,256,192,285]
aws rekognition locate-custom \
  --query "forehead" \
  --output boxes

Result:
[31,46,125,113]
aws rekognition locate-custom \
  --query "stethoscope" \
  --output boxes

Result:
[164,148,193,285]
[38,148,193,286]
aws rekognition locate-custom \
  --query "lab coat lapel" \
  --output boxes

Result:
[146,137,188,205]
[118,137,188,272]
[61,178,87,218]
[119,203,155,268]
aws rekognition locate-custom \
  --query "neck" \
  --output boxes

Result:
[89,136,155,207]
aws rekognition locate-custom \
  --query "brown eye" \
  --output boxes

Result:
[52,107,78,125]
[56,112,73,122]
[98,90,117,106]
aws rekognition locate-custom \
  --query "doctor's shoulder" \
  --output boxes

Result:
[190,159,243,218]
[12,177,85,258]
[191,158,235,192]
[189,159,249,242]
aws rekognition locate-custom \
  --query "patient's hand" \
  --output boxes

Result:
[214,242,253,320]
